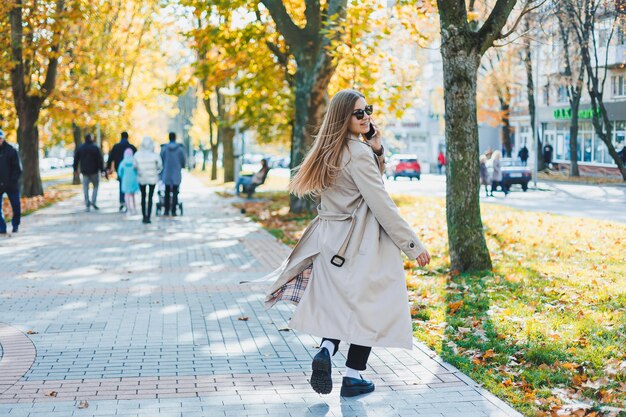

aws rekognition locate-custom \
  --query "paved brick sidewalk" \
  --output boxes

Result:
[0,174,522,417]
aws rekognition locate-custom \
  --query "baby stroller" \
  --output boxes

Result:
[155,181,183,216]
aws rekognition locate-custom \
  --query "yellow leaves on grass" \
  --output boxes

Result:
[447,300,463,314]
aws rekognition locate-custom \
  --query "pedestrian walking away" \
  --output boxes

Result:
[518,144,529,166]
[489,150,507,196]
[160,132,186,216]
[543,143,554,169]
[117,148,139,215]
[263,89,431,398]
[479,154,490,197]
[73,133,105,211]
[134,136,162,224]
[0,129,22,235]
[437,150,446,174]
[107,131,137,211]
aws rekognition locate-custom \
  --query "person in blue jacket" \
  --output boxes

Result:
[117,148,140,215]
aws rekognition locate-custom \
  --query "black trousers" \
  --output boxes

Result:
[118,179,124,204]
[140,184,155,220]
[164,185,179,214]
[322,338,371,371]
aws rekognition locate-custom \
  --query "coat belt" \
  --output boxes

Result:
[316,198,364,267]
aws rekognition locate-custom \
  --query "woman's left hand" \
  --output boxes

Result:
[368,121,382,154]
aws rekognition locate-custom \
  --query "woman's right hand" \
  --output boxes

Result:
[416,250,431,267]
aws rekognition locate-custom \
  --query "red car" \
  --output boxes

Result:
[386,154,421,180]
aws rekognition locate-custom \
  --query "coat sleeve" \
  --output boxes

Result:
[180,146,186,167]
[375,152,385,175]
[349,147,426,259]
[98,148,104,172]
[11,148,22,184]
[156,155,163,173]
[106,145,115,170]
[73,146,81,172]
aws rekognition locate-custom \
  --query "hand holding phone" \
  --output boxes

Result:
[364,123,376,140]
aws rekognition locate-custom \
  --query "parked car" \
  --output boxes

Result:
[267,156,290,169]
[386,154,421,180]
[40,157,64,171]
[501,158,532,191]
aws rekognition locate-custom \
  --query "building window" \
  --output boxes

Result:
[556,86,569,103]
[594,136,605,163]
[543,85,550,105]
[615,121,625,148]
[613,75,626,97]
[617,27,626,46]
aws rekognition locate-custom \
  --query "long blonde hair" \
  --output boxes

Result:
[289,89,364,197]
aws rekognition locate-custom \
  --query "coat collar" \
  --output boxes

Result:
[347,133,372,148]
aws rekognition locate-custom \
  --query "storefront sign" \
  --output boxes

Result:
[553,107,601,120]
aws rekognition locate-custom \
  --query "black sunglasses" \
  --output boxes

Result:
[352,105,373,120]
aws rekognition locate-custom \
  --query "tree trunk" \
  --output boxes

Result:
[288,56,333,214]
[440,37,492,272]
[523,20,544,171]
[16,107,43,196]
[202,94,220,181]
[211,144,218,180]
[569,100,580,177]
[222,126,235,183]
[589,95,626,179]
[72,122,83,185]
[499,98,512,156]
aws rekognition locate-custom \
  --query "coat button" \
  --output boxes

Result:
[409,242,415,248]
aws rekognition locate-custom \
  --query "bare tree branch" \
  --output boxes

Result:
[499,0,547,40]
[477,0,519,54]
[260,0,305,51]
[266,39,295,87]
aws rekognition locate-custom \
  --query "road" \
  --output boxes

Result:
[268,168,626,223]
[383,174,626,224]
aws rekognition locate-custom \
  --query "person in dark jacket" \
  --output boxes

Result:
[518,144,529,166]
[107,131,137,211]
[0,130,22,234]
[160,132,186,216]
[74,133,105,211]
[543,143,554,168]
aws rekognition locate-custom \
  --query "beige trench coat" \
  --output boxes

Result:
[264,138,426,349]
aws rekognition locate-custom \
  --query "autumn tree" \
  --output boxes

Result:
[479,46,521,157]
[436,0,540,271]
[7,0,69,196]
[521,12,545,171]
[259,0,348,213]
[566,0,626,180]
[554,1,585,177]
[180,1,292,182]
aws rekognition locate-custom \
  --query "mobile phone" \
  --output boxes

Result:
[364,123,376,140]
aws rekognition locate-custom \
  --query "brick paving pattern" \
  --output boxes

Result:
[0,175,522,416]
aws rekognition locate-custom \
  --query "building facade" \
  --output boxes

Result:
[510,11,626,177]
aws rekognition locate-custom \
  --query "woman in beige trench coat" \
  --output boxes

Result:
[264,89,430,397]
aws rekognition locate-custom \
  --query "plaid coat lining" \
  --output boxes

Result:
[267,263,312,307]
